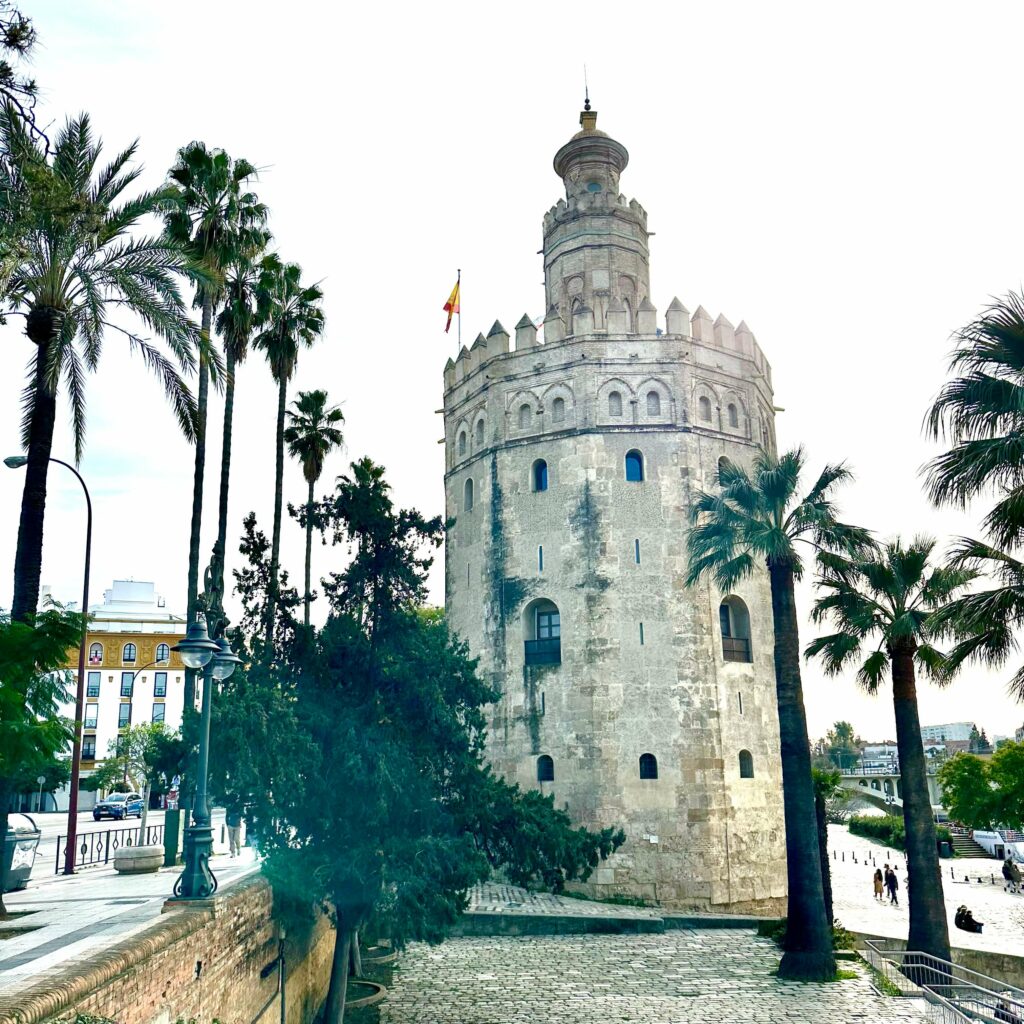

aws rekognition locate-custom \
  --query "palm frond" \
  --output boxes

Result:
[856,649,890,693]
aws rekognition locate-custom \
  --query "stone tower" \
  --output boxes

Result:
[441,103,786,913]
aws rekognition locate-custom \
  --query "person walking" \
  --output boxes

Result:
[885,866,899,906]
[226,805,243,857]
[873,868,884,901]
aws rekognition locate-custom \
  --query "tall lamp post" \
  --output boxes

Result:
[4,454,92,876]
[171,618,240,899]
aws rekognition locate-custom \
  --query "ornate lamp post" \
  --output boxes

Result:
[4,454,92,876]
[170,616,239,899]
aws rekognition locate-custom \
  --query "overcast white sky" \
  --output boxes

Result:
[1,1,1022,743]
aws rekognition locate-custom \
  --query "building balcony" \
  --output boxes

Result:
[525,638,561,666]
[722,637,752,663]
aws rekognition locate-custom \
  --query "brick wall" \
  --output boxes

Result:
[0,876,335,1024]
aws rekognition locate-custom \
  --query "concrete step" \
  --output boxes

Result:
[951,836,990,858]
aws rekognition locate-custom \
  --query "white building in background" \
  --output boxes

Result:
[919,722,975,743]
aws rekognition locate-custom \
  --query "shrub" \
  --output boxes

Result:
[849,814,905,847]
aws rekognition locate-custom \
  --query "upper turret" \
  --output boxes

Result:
[543,100,652,335]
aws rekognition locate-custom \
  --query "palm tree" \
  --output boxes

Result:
[806,538,974,963]
[284,390,344,626]
[1,107,199,622]
[686,449,870,980]
[213,228,272,599]
[253,256,325,650]
[164,142,263,702]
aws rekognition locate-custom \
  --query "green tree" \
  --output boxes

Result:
[807,537,974,963]
[4,112,199,623]
[686,448,868,980]
[252,256,324,650]
[0,608,80,913]
[245,459,623,1023]
[938,753,998,829]
[989,742,1024,829]
[0,4,43,146]
[284,389,344,626]
[164,142,263,704]
[825,720,862,770]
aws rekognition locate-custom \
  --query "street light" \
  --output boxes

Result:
[170,618,238,900]
[5,453,92,876]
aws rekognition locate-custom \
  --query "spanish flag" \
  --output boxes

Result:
[443,277,460,334]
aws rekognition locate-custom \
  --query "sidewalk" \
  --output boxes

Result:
[0,848,259,995]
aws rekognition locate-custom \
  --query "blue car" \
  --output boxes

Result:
[92,792,143,820]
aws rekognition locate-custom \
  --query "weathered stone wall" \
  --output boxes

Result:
[0,876,333,1024]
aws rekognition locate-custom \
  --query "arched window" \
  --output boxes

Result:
[88,643,103,665]
[646,391,661,416]
[532,459,548,492]
[718,456,731,483]
[608,390,623,417]
[524,598,561,665]
[475,419,485,446]
[156,643,170,664]
[625,449,644,482]
[552,397,565,423]
[458,431,467,456]
[727,403,738,428]
[537,755,554,783]
[518,403,532,429]
[698,396,712,422]
[739,750,754,778]
[720,597,752,662]
[639,753,658,780]
[464,478,474,512]
[122,643,137,663]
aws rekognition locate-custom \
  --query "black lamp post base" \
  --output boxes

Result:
[170,822,218,900]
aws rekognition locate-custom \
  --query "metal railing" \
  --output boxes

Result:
[56,823,165,873]
[722,636,752,662]
[863,940,1024,1023]
[525,638,561,666]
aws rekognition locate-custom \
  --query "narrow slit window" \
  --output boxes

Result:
[639,622,645,645]
[475,419,485,445]
[728,403,739,428]
[464,478,474,511]
[458,431,467,456]
[634,539,641,564]
[738,691,744,715]
[538,545,544,572]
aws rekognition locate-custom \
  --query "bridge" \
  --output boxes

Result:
[838,766,945,814]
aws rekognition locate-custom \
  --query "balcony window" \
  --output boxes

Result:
[720,597,752,663]
[154,671,167,698]
[87,671,101,698]
[84,703,98,730]
[121,672,134,698]
[88,643,103,665]
[118,703,131,728]
[156,643,170,663]
[82,739,96,761]
[122,642,137,664]
[524,599,561,666]
[152,703,166,724]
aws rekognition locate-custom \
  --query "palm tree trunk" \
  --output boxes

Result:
[324,916,352,1024]
[12,339,57,622]
[265,373,287,653]
[891,647,951,963]
[304,476,314,628]
[185,296,212,711]
[214,345,237,595]
[768,560,836,980]
[815,785,833,926]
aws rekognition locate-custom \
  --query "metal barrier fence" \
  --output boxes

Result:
[863,940,1024,1023]
[56,823,165,873]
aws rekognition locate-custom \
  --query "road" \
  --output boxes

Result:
[11,808,228,877]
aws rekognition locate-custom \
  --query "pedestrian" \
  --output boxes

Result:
[873,868,884,901]
[226,804,243,857]
[1003,857,1022,894]
[885,866,899,905]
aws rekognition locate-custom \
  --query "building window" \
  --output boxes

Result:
[87,671,101,698]
[152,703,166,724]
[537,609,560,640]
[639,622,645,645]
[532,459,548,492]
[464,478,474,512]
[475,419,485,445]
[154,672,167,698]
[84,704,98,730]
[458,431,467,456]
[625,449,644,482]
[698,396,712,422]
[156,643,170,663]
[728,403,739,428]
[720,597,752,662]
[634,539,641,564]
[121,672,134,698]
[88,642,103,665]
[524,599,561,666]
[608,390,623,417]
[739,749,755,778]
[538,545,544,572]
[122,642,137,664]
[639,753,658,780]
[646,391,660,416]
[552,397,565,423]
[82,738,96,761]
[518,403,532,429]
[718,456,732,484]
[537,755,554,783]
[118,703,132,728]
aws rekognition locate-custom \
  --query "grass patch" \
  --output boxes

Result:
[757,919,857,952]
[865,963,903,997]
[768,967,859,982]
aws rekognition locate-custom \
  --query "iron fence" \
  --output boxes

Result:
[56,823,165,873]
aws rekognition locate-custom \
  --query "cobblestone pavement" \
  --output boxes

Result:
[468,882,661,919]
[379,931,930,1024]
[828,824,1024,956]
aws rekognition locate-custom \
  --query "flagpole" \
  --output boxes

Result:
[457,268,461,349]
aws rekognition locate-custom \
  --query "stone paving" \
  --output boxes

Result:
[468,882,662,920]
[379,930,931,1024]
